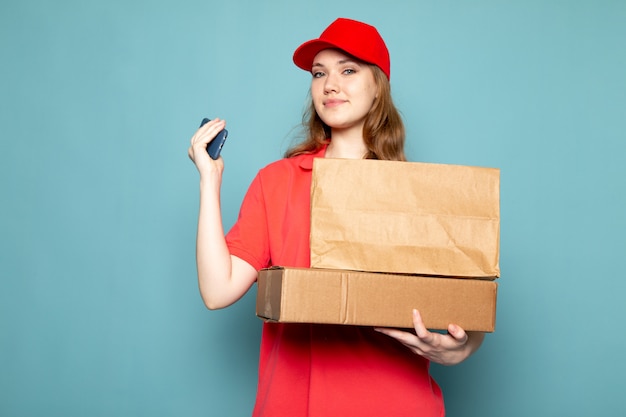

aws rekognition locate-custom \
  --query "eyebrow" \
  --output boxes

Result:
[311,58,361,69]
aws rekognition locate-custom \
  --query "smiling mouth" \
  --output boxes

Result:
[324,99,346,107]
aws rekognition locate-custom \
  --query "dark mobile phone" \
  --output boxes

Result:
[199,118,228,159]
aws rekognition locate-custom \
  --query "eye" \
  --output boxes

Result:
[342,68,356,75]
[312,70,325,78]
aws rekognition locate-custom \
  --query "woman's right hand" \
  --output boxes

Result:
[188,118,227,177]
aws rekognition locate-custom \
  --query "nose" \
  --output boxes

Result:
[324,71,340,94]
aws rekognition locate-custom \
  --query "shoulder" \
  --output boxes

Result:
[258,147,326,178]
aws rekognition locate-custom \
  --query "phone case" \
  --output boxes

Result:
[199,118,228,159]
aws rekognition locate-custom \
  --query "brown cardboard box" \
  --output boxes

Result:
[256,267,497,332]
[310,158,500,278]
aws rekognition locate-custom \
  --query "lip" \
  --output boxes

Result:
[323,98,346,108]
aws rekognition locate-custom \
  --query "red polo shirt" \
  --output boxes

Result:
[226,147,444,417]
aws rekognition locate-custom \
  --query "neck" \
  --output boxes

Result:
[325,128,367,159]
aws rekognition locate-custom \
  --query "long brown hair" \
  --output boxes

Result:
[284,65,406,161]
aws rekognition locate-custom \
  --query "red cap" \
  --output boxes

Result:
[293,18,391,79]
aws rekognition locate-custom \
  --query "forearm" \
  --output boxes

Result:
[195,178,254,309]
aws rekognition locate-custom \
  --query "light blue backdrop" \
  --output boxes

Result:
[2,1,625,416]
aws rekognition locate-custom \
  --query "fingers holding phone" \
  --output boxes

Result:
[189,117,228,174]
[198,118,228,159]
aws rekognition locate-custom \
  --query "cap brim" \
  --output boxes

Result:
[293,39,341,73]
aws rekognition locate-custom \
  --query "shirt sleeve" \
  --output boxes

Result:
[225,172,271,272]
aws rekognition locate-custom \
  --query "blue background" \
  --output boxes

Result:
[2,1,625,416]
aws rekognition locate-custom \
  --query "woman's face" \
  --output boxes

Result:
[310,49,378,135]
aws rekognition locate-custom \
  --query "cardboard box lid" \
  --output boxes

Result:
[310,158,500,278]
[257,267,498,332]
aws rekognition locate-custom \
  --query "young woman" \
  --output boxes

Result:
[188,17,484,417]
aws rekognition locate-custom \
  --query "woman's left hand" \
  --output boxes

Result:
[374,309,485,366]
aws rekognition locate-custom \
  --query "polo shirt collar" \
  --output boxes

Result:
[298,145,328,170]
